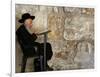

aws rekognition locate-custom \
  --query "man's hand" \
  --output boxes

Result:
[32,33,37,40]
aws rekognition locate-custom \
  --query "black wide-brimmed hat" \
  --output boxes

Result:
[18,13,35,23]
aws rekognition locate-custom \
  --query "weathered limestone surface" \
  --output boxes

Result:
[16,4,94,72]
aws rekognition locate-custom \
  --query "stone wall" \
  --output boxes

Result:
[15,4,94,72]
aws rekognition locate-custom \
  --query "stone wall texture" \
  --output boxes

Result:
[15,4,94,73]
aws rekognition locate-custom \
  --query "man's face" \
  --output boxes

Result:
[24,18,33,28]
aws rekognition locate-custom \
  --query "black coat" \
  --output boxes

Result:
[16,25,37,45]
[16,25,53,60]
[16,25,38,57]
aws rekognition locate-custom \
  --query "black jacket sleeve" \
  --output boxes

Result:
[31,33,37,41]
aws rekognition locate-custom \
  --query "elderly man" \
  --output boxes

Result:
[16,13,53,72]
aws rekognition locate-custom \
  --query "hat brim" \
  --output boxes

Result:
[18,16,35,23]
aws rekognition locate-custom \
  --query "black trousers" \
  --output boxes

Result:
[31,42,53,61]
[23,42,53,60]
[31,42,53,71]
[21,42,53,72]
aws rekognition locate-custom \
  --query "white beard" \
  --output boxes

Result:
[25,26,33,34]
